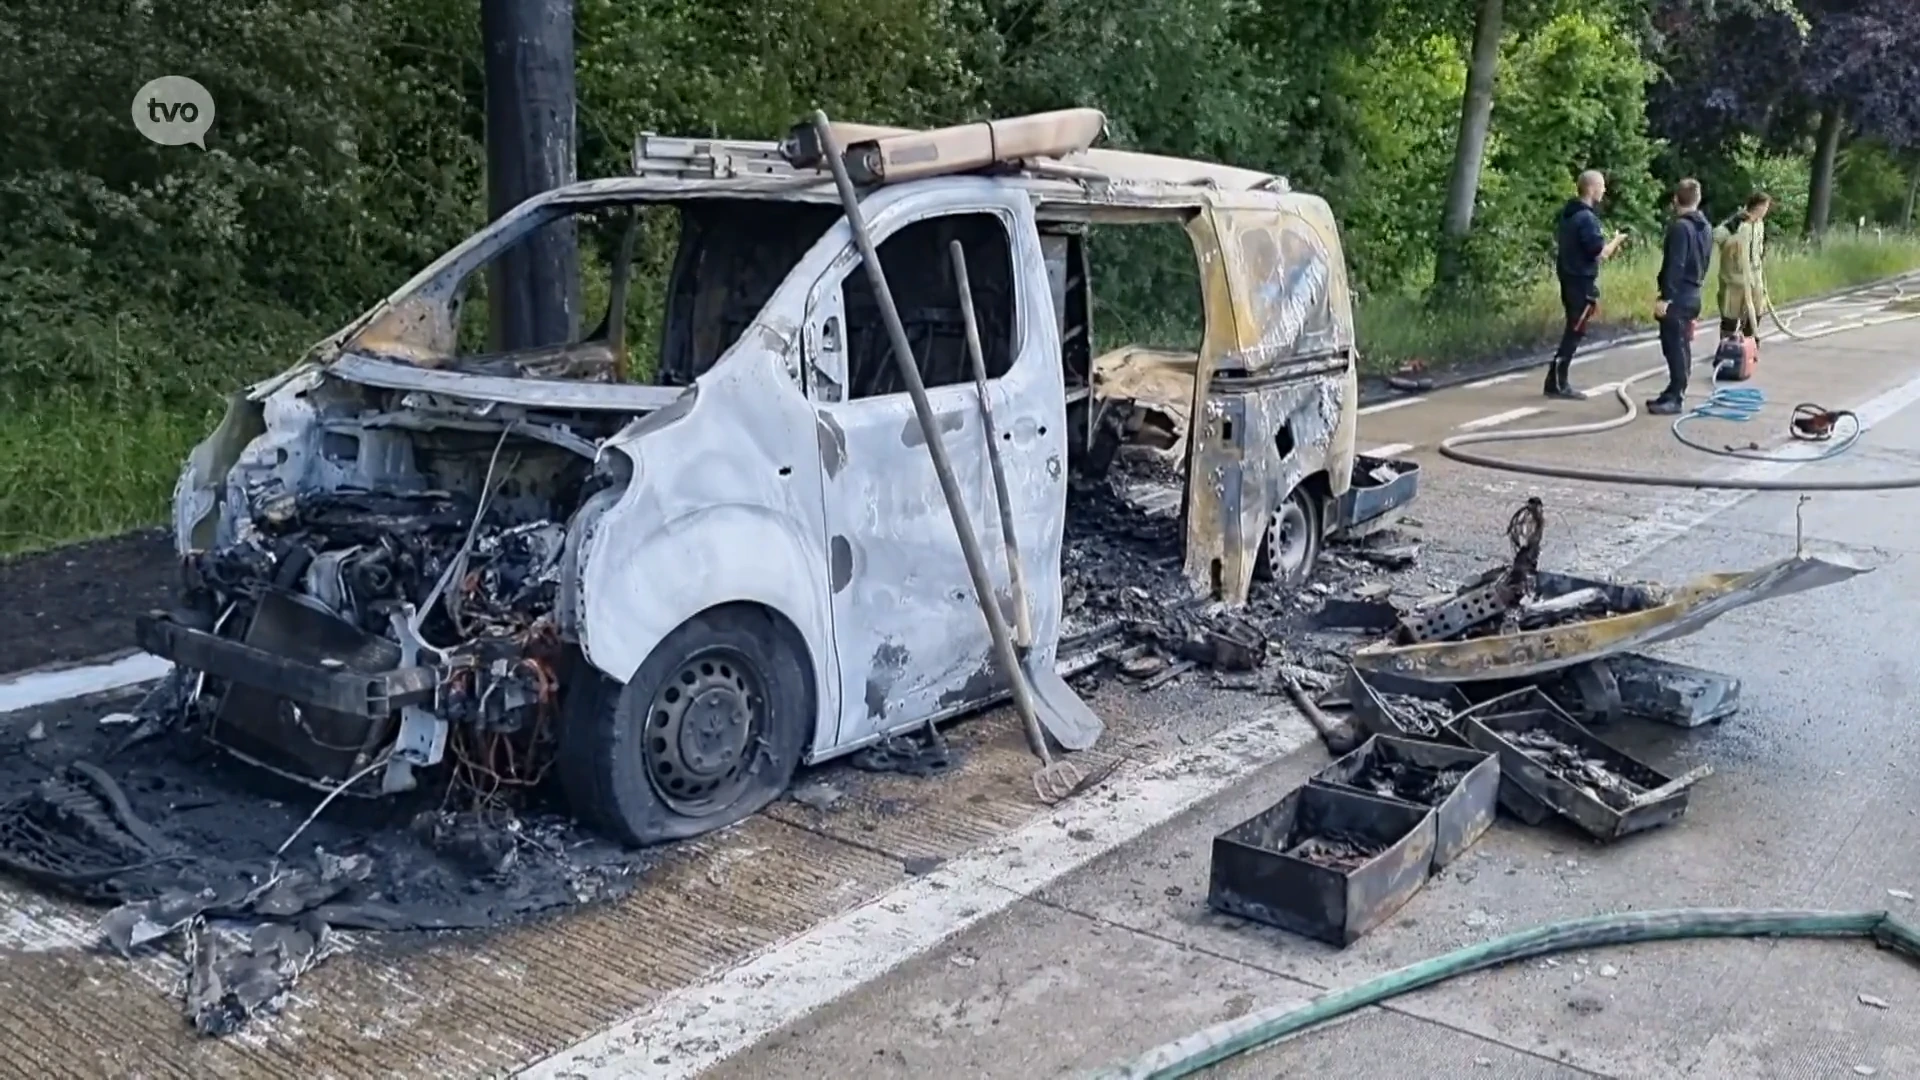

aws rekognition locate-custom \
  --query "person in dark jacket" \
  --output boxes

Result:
[1647,178,1715,416]
[1545,170,1630,399]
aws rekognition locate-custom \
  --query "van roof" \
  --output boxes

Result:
[522,120,1297,220]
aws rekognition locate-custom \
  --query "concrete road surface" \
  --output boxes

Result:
[0,275,1915,1079]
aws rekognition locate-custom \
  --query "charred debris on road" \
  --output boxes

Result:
[0,452,1427,1035]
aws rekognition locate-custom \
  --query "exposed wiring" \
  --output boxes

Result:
[1092,907,1920,1079]
[275,750,394,857]
[415,426,516,642]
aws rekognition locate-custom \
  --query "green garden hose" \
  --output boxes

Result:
[1092,908,1920,1080]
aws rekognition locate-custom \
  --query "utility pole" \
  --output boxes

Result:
[481,0,580,351]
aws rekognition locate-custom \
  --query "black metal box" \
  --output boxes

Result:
[1459,688,1692,841]
[1208,784,1436,947]
[1310,735,1499,870]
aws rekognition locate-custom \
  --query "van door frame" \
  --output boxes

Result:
[799,180,1067,756]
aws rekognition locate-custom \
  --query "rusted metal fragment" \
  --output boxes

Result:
[1352,554,1869,683]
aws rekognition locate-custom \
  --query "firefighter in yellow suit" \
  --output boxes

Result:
[1715,191,1772,341]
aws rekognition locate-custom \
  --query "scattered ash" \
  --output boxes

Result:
[1509,728,1643,810]
[0,701,657,932]
[1348,757,1465,806]
[1061,463,1415,688]
[1373,693,1456,739]
[1284,831,1387,871]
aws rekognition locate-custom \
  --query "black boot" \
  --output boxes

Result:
[1542,357,1582,400]
[1646,395,1684,416]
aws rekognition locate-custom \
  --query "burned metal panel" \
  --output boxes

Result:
[173,392,268,555]
[329,353,685,412]
[1352,555,1870,683]
[802,182,1068,753]
[574,314,840,751]
[1180,202,1357,605]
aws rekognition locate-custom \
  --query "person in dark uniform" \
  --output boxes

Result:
[1647,178,1715,415]
[1545,169,1630,399]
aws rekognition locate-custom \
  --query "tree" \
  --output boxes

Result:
[1435,0,1504,289]
[1648,0,1918,236]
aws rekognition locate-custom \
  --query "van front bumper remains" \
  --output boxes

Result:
[135,599,439,785]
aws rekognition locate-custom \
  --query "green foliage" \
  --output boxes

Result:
[3,0,1918,556]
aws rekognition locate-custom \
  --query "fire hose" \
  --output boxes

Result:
[1437,285,1920,489]
[1092,907,1920,1079]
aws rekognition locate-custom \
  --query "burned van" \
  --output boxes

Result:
[138,112,1406,846]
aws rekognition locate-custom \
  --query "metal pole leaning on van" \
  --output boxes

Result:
[948,240,1034,650]
[808,111,1076,803]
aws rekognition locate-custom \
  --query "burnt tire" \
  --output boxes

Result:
[1252,485,1323,588]
[558,605,810,848]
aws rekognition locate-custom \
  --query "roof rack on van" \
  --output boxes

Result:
[632,110,1289,195]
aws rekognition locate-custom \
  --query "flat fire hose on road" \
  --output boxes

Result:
[1092,907,1920,1079]
[1437,287,1920,490]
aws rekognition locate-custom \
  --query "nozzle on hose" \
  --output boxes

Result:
[1791,404,1850,441]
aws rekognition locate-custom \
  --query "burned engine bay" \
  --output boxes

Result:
[163,382,621,802]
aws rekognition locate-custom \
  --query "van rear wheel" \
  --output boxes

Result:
[1252,485,1322,588]
[559,605,809,847]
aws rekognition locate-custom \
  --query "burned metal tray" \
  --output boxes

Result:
[1207,784,1436,947]
[1309,735,1499,870]
[1458,689,1691,841]
[1349,669,1552,826]
[1347,668,1472,745]
[1333,455,1422,539]
[1608,653,1741,728]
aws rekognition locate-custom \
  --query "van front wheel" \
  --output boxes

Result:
[559,605,810,847]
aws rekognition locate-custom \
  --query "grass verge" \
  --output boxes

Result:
[3,234,1918,560]
[1356,232,1920,375]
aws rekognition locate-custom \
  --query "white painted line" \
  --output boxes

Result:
[1564,358,1920,578]
[1358,396,1424,416]
[1359,443,1416,459]
[1581,382,1623,399]
[1456,406,1545,431]
[520,308,1920,1080]
[516,709,1320,1080]
[1794,321,1832,335]
[0,652,171,715]
[1466,372,1526,389]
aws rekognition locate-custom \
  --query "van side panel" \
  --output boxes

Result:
[1180,198,1359,605]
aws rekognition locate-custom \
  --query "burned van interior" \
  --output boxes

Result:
[840,212,1015,398]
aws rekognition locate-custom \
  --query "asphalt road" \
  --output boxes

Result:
[0,275,1915,1079]
[678,278,1920,1080]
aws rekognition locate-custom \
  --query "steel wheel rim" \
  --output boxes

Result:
[1270,499,1311,581]
[644,646,766,815]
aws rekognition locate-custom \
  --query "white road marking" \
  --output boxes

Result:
[520,353,1920,1079]
[0,652,170,715]
[1359,396,1424,416]
[1794,321,1832,335]
[1466,372,1526,389]
[1563,358,1920,578]
[1456,406,1545,431]
[517,709,1321,1080]
[1359,443,1416,459]
[1581,382,1623,399]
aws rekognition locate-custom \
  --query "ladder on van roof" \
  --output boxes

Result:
[632,110,1112,187]
[630,134,801,181]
